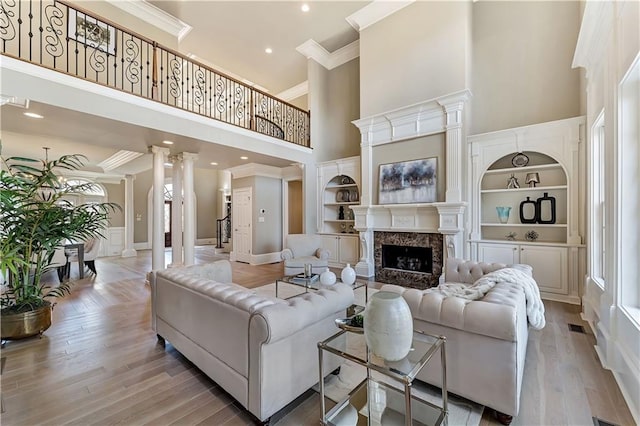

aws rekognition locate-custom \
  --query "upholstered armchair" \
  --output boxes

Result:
[281,234,330,276]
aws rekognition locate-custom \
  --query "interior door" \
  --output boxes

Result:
[232,187,252,263]
[164,201,172,247]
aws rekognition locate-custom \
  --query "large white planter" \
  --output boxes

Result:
[363,291,413,361]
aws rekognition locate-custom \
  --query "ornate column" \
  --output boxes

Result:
[121,174,137,258]
[150,146,170,271]
[436,92,470,203]
[169,155,183,267]
[181,152,198,266]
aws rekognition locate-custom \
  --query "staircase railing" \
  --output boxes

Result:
[0,0,310,147]
[216,214,231,249]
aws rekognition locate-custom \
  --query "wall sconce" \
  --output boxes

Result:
[525,173,540,188]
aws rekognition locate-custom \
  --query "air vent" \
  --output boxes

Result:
[593,417,619,426]
[569,323,586,333]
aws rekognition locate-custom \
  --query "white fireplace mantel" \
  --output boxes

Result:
[351,89,471,277]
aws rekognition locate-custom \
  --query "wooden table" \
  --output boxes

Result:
[64,243,85,279]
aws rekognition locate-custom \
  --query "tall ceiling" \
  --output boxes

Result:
[1,1,371,177]
[149,1,366,94]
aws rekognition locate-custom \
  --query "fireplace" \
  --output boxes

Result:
[374,231,443,289]
[382,245,432,274]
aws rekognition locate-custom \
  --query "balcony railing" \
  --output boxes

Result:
[0,0,310,147]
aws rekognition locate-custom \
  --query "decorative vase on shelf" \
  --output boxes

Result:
[496,206,512,224]
[341,264,356,285]
[364,291,413,362]
[519,197,538,224]
[320,270,337,287]
[536,192,556,224]
[338,206,345,220]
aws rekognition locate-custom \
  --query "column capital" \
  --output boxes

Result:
[179,152,199,162]
[149,145,170,155]
[124,174,136,180]
[168,154,182,163]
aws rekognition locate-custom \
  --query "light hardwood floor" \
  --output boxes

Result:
[0,248,634,426]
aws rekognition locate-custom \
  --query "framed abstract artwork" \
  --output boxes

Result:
[68,12,116,55]
[378,158,437,204]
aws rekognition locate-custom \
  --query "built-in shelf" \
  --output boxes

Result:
[324,202,360,206]
[481,223,567,227]
[481,185,567,194]
[325,219,356,223]
[484,163,562,175]
[326,184,359,189]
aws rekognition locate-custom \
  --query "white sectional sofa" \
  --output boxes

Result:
[381,258,537,424]
[150,260,354,423]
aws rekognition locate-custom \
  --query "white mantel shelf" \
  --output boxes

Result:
[352,202,466,234]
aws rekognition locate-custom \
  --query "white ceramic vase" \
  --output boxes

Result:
[363,291,413,361]
[341,263,356,285]
[319,270,337,286]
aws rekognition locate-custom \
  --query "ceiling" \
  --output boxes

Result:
[1,1,370,178]
[149,1,366,94]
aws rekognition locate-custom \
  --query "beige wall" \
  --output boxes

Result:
[470,1,582,134]
[371,134,446,204]
[360,1,471,118]
[194,168,218,239]
[288,94,308,111]
[309,58,361,163]
[103,182,125,227]
[133,169,153,243]
[288,180,303,234]
[232,175,283,255]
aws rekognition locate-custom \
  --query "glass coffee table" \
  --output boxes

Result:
[275,274,369,303]
[318,329,447,426]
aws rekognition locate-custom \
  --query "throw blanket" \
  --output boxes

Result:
[431,268,546,330]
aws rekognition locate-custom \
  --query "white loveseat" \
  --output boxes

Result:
[150,260,354,423]
[381,258,537,424]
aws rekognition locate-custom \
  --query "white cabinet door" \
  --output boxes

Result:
[338,235,359,265]
[478,243,519,265]
[520,245,568,294]
[320,235,339,264]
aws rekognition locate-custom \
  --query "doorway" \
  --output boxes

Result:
[232,187,252,263]
[164,200,172,247]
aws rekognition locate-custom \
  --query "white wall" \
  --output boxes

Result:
[575,1,640,423]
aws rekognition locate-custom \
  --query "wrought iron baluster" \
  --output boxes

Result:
[0,0,17,55]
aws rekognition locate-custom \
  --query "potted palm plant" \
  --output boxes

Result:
[0,146,120,340]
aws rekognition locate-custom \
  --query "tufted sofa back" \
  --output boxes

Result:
[445,258,532,284]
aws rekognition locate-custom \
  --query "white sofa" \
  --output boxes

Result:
[381,258,535,424]
[150,260,354,423]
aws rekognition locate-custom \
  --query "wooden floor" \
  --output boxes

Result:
[0,248,634,426]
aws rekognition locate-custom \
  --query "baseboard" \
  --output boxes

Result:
[134,242,151,250]
[196,238,216,245]
[540,292,581,305]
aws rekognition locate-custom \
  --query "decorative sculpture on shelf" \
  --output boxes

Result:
[519,197,538,223]
[536,192,556,224]
[507,174,520,189]
[506,232,517,241]
[525,230,539,241]
[338,206,345,220]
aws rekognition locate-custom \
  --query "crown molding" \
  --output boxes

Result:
[296,39,359,70]
[346,0,415,32]
[98,150,144,171]
[572,0,613,78]
[59,169,124,185]
[227,163,288,180]
[276,81,309,102]
[106,0,192,41]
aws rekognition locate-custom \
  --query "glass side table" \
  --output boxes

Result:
[318,329,447,426]
[275,275,368,303]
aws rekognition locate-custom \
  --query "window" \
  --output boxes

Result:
[590,110,606,288]
[618,52,640,318]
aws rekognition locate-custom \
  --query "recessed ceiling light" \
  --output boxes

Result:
[24,112,43,119]
[301,4,310,12]
[210,162,218,166]
[162,140,174,145]
[265,47,273,54]
[240,156,248,160]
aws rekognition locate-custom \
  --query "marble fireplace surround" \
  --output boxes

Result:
[350,89,470,279]
[375,231,443,289]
